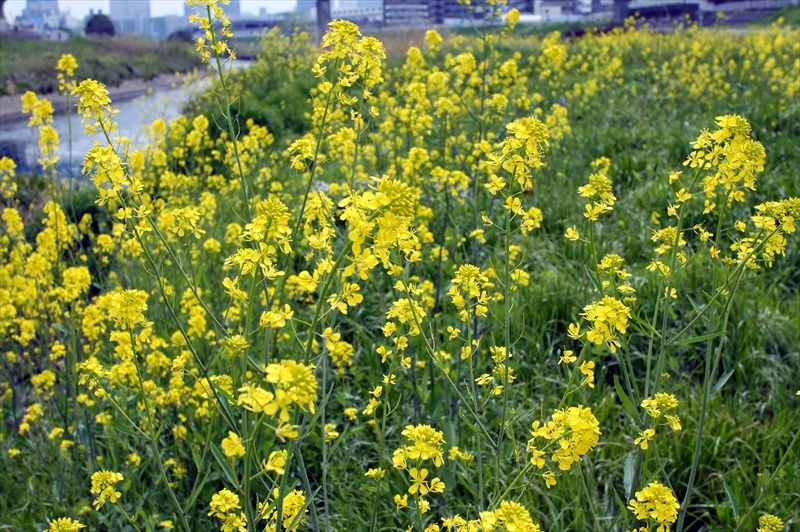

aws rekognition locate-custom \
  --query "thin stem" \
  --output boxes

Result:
[732,427,800,532]
[131,332,191,531]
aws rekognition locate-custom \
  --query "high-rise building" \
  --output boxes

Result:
[384,0,531,27]
[297,0,316,13]
[17,0,61,30]
[26,0,58,11]
[109,0,152,35]
[227,0,241,16]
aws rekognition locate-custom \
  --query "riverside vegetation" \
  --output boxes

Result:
[0,35,202,97]
[1,0,798,531]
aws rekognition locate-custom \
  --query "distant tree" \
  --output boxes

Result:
[85,13,115,36]
[167,29,193,42]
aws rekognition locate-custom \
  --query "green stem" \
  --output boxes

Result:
[131,332,191,531]
[731,427,800,532]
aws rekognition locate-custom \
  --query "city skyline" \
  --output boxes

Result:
[3,0,297,21]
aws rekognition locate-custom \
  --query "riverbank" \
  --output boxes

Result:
[0,34,203,98]
[0,70,203,125]
[0,71,206,173]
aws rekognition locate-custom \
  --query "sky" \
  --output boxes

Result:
[4,1,298,21]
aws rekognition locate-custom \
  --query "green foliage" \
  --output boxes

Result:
[84,13,115,37]
[751,4,800,27]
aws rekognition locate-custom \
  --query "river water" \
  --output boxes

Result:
[0,82,202,177]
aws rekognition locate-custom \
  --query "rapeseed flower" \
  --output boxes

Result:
[628,481,679,532]
[90,470,123,509]
[47,518,85,532]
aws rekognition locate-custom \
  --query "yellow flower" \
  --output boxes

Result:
[264,450,288,475]
[221,431,246,459]
[757,514,785,532]
[365,468,385,480]
[481,500,541,532]
[424,29,443,51]
[90,470,124,509]
[394,493,408,510]
[634,428,656,450]
[408,467,429,495]
[628,481,680,528]
[109,289,150,330]
[558,349,576,365]
[47,518,85,532]
[56,53,78,77]
[565,226,580,241]
[579,360,596,388]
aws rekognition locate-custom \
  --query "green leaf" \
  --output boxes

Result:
[723,480,739,519]
[623,451,635,500]
[111,423,141,439]
[210,442,238,488]
[630,315,661,338]
[613,486,629,525]
[183,468,212,514]
[216,394,238,432]
[615,375,640,423]
[672,331,724,347]
[710,368,736,398]
[458,409,480,436]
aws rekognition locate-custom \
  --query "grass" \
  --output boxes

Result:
[0,34,202,96]
[751,4,800,26]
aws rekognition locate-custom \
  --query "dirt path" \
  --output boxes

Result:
[0,71,197,125]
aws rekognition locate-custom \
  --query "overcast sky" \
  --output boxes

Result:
[4,1,298,20]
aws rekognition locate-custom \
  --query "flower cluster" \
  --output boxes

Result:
[448,264,490,322]
[89,470,124,509]
[208,488,247,532]
[579,159,616,221]
[757,514,785,532]
[477,500,542,532]
[188,0,235,62]
[72,79,116,136]
[392,424,446,514]
[688,114,766,202]
[527,405,601,487]
[579,296,632,352]
[20,91,59,171]
[627,481,680,532]
[260,488,307,532]
[47,518,85,532]
[237,360,318,440]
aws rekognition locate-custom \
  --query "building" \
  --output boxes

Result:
[26,0,58,13]
[332,1,383,23]
[110,0,152,35]
[334,0,382,7]
[383,0,533,28]
[16,0,61,30]
[383,0,430,27]
[297,0,316,19]
[152,14,190,40]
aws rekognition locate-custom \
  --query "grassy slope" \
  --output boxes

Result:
[0,34,202,96]
[751,3,800,26]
